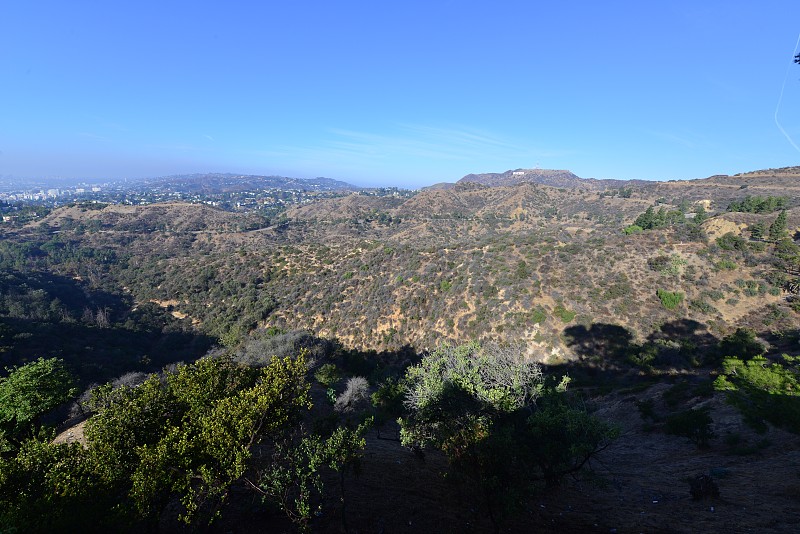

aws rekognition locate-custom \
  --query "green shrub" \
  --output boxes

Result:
[0,354,325,530]
[665,408,715,448]
[623,225,643,235]
[690,299,717,314]
[648,255,670,272]
[529,307,548,324]
[648,254,686,276]
[718,328,764,360]
[657,289,684,310]
[762,305,788,326]
[714,354,800,433]
[627,344,657,369]
[723,432,770,455]
[662,381,691,407]
[370,377,406,420]
[714,259,737,271]
[553,303,576,323]
[314,363,341,387]
[0,358,77,452]
[716,232,748,251]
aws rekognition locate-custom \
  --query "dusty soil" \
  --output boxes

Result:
[53,419,88,447]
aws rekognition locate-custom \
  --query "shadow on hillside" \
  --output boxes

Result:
[0,315,214,387]
[760,327,800,357]
[336,343,420,379]
[551,320,719,390]
[0,267,216,385]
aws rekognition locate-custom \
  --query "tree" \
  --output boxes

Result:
[399,342,617,532]
[85,353,311,525]
[0,350,373,531]
[334,376,370,414]
[716,232,748,251]
[0,358,77,451]
[399,342,542,530]
[769,210,788,241]
[634,206,657,229]
[728,195,787,213]
[258,419,371,532]
[527,397,622,486]
[718,328,765,361]
[714,354,800,434]
[0,437,103,531]
[694,204,708,224]
[749,221,766,240]
[633,206,685,231]
[774,239,800,275]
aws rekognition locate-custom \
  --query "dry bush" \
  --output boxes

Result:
[334,376,370,414]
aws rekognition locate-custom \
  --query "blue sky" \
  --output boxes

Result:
[1,1,799,188]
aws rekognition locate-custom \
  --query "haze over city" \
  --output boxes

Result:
[2,1,799,187]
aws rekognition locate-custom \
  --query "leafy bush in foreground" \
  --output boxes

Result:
[0,351,369,531]
[399,342,617,531]
[0,358,77,453]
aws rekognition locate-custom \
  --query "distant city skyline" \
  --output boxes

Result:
[1,1,799,188]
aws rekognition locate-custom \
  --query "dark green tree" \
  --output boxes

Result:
[769,210,788,241]
[718,328,765,361]
[749,221,766,240]
[0,358,77,452]
[634,207,657,229]
[693,204,708,224]
[633,206,685,230]
[728,195,787,213]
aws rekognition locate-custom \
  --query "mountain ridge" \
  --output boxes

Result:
[140,173,360,193]
[457,168,651,189]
